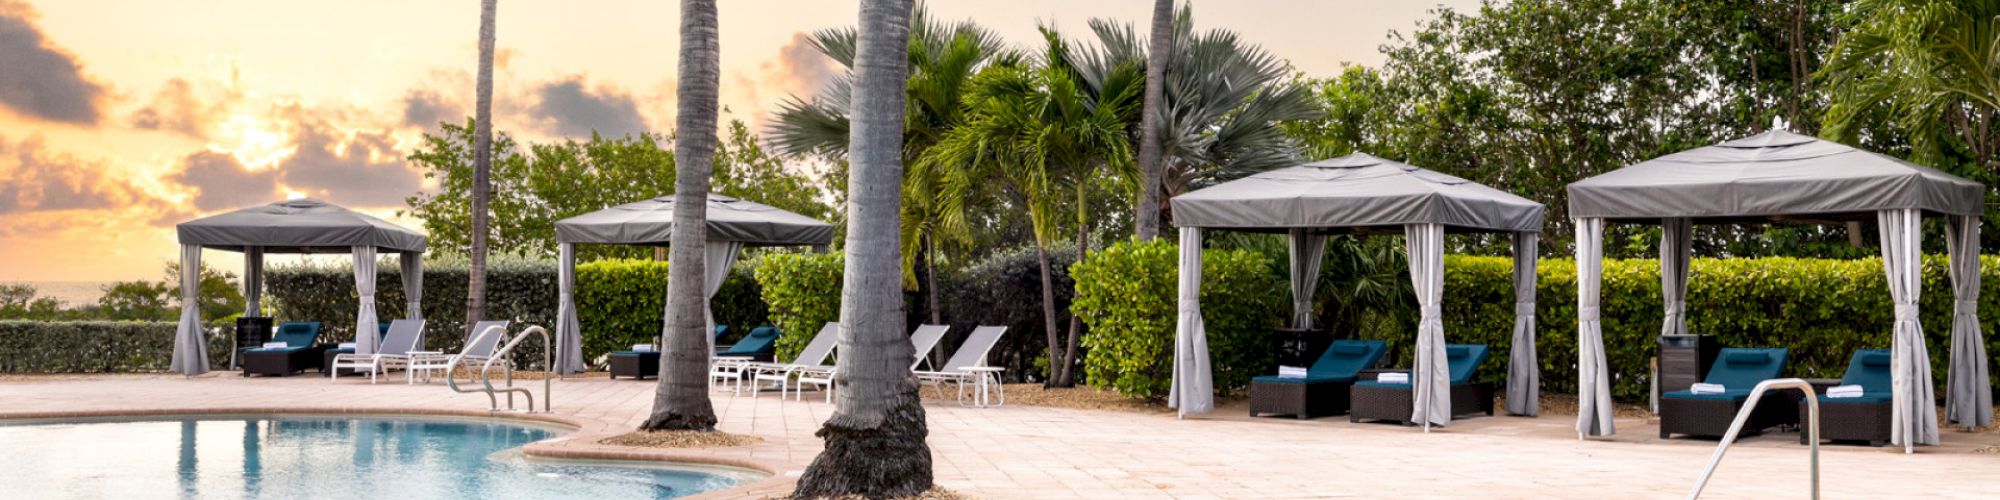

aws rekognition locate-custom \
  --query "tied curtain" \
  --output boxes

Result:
[1879,208,1940,450]
[1945,215,1993,429]
[700,241,746,352]
[554,243,585,374]
[1286,229,1326,330]
[1574,218,1615,437]
[352,246,380,355]
[170,244,209,376]
[399,251,422,348]
[1169,227,1213,418]
[1660,218,1692,338]
[1404,223,1450,429]
[1506,232,1539,416]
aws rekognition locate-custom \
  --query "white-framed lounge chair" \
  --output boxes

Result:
[329,319,425,384]
[407,320,510,384]
[745,322,839,398]
[794,324,951,402]
[915,326,1009,406]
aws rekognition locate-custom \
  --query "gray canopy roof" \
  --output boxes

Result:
[1568,130,1985,223]
[176,198,427,253]
[555,194,834,247]
[1171,153,1546,233]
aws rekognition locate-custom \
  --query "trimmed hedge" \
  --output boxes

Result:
[1071,239,1284,398]
[0,320,233,373]
[753,252,844,362]
[1431,255,2000,402]
[263,257,767,369]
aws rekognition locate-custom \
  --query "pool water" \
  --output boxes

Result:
[0,416,758,499]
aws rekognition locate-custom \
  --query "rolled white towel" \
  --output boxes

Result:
[1276,366,1308,378]
[1827,385,1864,398]
[632,344,656,352]
[1375,372,1410,384]
[260,342,287,349]
[1689,383,1726,394]
[337,342,357,349]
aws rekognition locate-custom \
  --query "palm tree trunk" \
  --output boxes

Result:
[1034,242,1062,386]
[640,0,720,431]
[1133,0,1173,241]
[793,0,930,496]
[465,0,497,334]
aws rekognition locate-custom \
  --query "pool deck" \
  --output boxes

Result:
[1,373,1995,498]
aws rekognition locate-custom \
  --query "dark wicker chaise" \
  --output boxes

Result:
[1658,347,1794,440]
[1248,339,1386,419]
[1801,349,1892,446]
[1349,344,1495,424]
[240,322,325,376]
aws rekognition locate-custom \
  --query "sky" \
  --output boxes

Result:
[0,0,1481,284]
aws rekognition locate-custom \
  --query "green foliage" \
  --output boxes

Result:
[1071,239,1282,398]
[752,252,845,362]
[0,320,233,373]
[96,281,172,321]
[1435,255,2000,402]
[939,244,1078,381]
[166,262,245,320]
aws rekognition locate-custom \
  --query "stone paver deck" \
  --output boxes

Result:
[1,374,1995,498]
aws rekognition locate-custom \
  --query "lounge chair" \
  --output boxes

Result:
[240,322,326,377]
[1248,339,1386,419]
[714,325,780,362]
[792,324,952,402]
[1800,349,1891,446]
[1658,347,1793,440]
[322,323,390,373]
[1349,344,1496,425]
[915,326,1010,406]
[406,320,510,384]
[328,319,426,384]
[745,323,839,398]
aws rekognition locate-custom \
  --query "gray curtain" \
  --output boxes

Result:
[1405,223,1450,429]
[1506,232,1539,416]
[1287,228,1327,330]
[554,243,585,374]
[1660,217,1692,337]
[170,244,209,376]
[701,241,746,352]
[352,246,380,355]
[1945,215,1993,428]
[1170,227,1214,418]
[243,246,263,317]
[1575,218,1615,437]
[1878,208,1939,450]
[399,251,422,349]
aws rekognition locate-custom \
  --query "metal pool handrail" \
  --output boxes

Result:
[1687,378,1818,499]
[444,323,512,409]
[480,325,551,413]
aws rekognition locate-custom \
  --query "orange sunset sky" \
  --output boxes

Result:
[0,0,1479,283]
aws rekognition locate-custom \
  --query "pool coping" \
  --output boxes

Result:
[0,406,794,498]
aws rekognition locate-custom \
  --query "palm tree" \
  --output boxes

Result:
[769,6,1015,326]
[793,0,930,496]
[1822,0,2000,169]
[640,0,720,431]
[922,29,1143,387]
[1133,0,1174,241]
[466,0,497,336]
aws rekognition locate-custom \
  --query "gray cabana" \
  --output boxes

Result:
[551,194,834,374]
[1169,153,1547,428]
[172,198,428,376]
[1567,129,1990,452]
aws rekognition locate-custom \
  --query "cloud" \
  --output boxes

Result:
[131,78,239,138]
[270,106,423,208]
[528,76,649,138]
[0,1,108,125]
[764,32,839,99]
[0,135,153,213]
[399,88,463,129]
[167,150,279,211]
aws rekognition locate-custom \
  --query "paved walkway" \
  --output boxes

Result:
[1,374,1995,498]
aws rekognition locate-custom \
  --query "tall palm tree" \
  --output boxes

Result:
[640,0,720,431]
[1133,0,1173,241]
[466,0,497,336]
[793,0,930,496]
[1822,0,2000,169]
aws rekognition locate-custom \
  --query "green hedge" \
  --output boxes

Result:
[1431,255,2000,402]
[263,257,767,369]
[753,253,844,362]
[0,320,234,373]
[1071,239,1284,398]
[939,244,1078,382]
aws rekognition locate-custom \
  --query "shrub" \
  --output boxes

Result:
[753,252,844,361]
[938,244,1078,382]
[1071,239,1284,398]
[0,320,233,373]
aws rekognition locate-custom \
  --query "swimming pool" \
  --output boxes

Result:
[0,415,762,499]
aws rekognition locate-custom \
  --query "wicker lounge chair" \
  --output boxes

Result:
[1349,344,1495,425]
[1658,347,1793,440]
[1800,349,1892,446]
[240,322,325,376]
[328,319,426,384]
[1249,339,1386,419]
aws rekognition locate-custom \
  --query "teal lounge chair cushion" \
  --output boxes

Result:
[1307,340,1387,379]
[721,326,779,355]
[1354,380,1411,390]
[1702,347,1788,390]
[1814,393,1892,404]
[249,322,322,352]
[1662,389,1752,401]
[1840,349,1892,394]
[1253,374,1356,385]
[1445,344,1489,385]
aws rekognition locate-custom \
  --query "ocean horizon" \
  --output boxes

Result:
[5,281,113,307]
